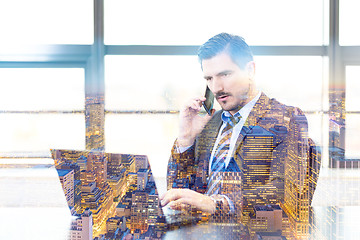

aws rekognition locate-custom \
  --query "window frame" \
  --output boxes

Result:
[0,0,358,169]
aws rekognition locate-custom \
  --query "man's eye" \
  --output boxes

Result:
[222,73,230,77]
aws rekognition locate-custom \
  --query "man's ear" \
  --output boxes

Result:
[246,61,255,80]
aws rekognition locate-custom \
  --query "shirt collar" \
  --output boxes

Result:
[221,91,262,125]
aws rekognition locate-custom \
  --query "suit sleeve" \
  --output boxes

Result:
[166,140,196,190]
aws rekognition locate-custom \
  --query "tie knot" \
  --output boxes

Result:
[231,114,241,125]
[223,113,241,128]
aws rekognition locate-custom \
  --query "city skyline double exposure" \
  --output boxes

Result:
[1,1,360,240]
[53,91,326,240]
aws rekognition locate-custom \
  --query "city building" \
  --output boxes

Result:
[239,126,277,223]
[248,205,285,239]
[57,169,75,207]
[86,101,105,150]
[69,208,93,240]
[137,169,149,191]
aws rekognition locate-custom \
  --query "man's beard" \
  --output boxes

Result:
[216,89,250,112]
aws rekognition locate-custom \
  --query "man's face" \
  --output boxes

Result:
[202,51,254,115]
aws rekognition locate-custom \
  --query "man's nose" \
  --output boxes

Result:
[209,78,223,94]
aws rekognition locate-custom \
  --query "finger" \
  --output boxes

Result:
[170,190,199,205]
[190,98,205,110]
[198,108,215,126]
[169,199,191,211]
[160,198,169,207]
[183,102,199,114]
[160,193,171,206]
[160,189,182,206]
[198,96,206,102]
[189,102,200,111]
[159,191,170,206]
[182,97,206,115]
[189,97,206,107]
[193,96,206,102]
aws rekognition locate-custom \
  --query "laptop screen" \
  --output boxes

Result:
[51,149,202,239]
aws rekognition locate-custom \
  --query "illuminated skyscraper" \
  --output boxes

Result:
[69,208,93,240]
[86,102,105,150]
[238,126,277,224]
[135,155,149,172]
[57,169,75,207]
[120,154,136,173]
[148,187,160,226]
[137,169,149,191]
[208,171,242,223]
[108,174,124,201]
[283,115,310,239]
[107,153,124,176]
[106,216,122,234]
[87,151,107,189]
[268,125,288,201]
[248,204,285,238]
[80,181,114,236]
[57,162,82,212]
[77,155,87,171]
[53,149,162,239]
[131,190,149,234]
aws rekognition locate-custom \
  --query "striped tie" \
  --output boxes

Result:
[206,113,241,195]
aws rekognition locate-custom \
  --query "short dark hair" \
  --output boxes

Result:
[197,33,253,69]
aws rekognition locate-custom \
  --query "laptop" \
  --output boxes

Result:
[51,149,203,230]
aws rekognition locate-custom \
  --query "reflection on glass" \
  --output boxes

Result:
[105,114,178,178]
[105,56,327,112]
[52,149,167,238]
[105,55,204,111]
[345,66,360,111]
[307,113,329,168]
[340,0,360,46]
[0,161,71,240]
[345,114,360,160]
[0,114,85,152]
[255,56,327,112]
[0,68,84,111]
[0,0,93,45]
[105,0,324,45]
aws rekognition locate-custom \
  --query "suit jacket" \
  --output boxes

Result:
[167,93,320,221]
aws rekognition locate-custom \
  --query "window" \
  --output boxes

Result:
[345,66,360,159]
[0,0,93,45]
[340,0,360,46]
[105,55,204,111]
[0,68,85,153]
[1,1,360,239]
[255,56,328,112]
[105,0,325,46]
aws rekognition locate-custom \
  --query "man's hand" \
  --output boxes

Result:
[177,97,214,147]
[160,189,216,214]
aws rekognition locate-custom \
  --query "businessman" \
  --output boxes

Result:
[160,33,318,222]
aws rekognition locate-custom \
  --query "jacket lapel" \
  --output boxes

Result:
[234,92,271,151]
[196,93,272,181]
[195,111,223,181]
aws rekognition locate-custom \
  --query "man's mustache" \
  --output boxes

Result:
[215,92,232,99]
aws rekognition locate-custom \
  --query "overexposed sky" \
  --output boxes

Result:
[1,0,360,166]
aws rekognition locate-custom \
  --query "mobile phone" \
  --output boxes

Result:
[202,86,214,115]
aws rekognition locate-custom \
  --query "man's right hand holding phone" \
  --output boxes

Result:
[177,96,214,148]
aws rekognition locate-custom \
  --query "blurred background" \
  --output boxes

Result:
[0,0,359,239]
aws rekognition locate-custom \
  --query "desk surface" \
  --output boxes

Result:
[160,206,360,240]
[0,158,71,240]
[1,159,360,240]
